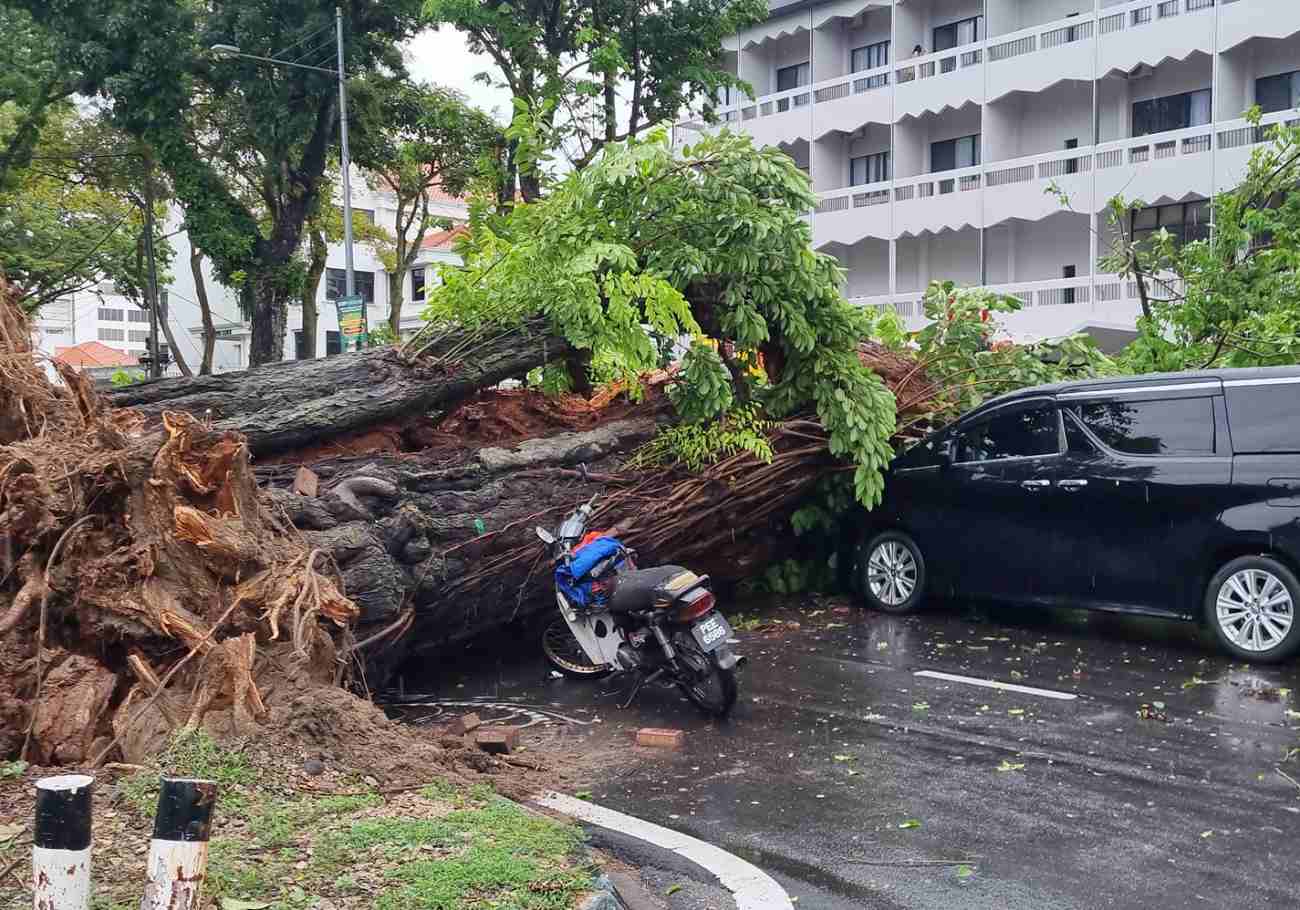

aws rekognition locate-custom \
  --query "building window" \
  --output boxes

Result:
[294,330,308,360]
[1130,200,1211,248]
[930,134,980,172]
[127,309,149,323]
[411,266,426,302]
[128,330,150,343]
[1257,70,1300,114]
[850,151,891,186]
[933,15,982,52]
[775,62,810,92]
[1132,89,1211,137]
[336,206,375,226]
[325,268,376,304]
[98,307,124,322]
[98,328,125,342]
[325,331,342,356]
[851,41,889,73]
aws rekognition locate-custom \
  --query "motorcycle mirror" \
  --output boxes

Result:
[535,527,556,545]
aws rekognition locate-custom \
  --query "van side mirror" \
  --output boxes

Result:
[535,527,556,545]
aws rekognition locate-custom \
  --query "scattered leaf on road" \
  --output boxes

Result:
[956,864,976,879]
[1200,830,1214,839]
[898,819,922,829]
[996,760,1026,772]
[913,701,930,711]
[833,754,856,762]
[221,901,271,910]
[1008,708,1025,716]
[666,884,683,896]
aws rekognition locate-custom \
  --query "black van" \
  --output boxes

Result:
[854,366,1300,662]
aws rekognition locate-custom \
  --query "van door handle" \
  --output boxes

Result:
[1020,479,1051,491]
[1059,479,1088,491]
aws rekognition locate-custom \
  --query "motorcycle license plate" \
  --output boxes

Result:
[691,613,732,652]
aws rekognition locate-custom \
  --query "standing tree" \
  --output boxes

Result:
[348,78,502,337]
[0,6,76,192]
[18,0,426,365]
[424,0,763,202]
[1081,114,1300,371]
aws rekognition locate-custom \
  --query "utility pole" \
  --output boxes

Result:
[336,6,355,303]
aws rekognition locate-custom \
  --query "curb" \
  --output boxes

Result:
[537,791,794,910]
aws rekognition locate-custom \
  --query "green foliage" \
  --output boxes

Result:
[366,323,398,348]
[1090,115,1300,371]
[629,403,774,472]
[760,557,836,596]
[903,281,1111,432]
[0,759,26,779]
[527,361,576,395]
[110,368,145,387]
[0,6,73,192]
[424,0,764,198]
[425,130,898,506]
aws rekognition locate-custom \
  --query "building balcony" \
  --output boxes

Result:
[812,105,1295,243]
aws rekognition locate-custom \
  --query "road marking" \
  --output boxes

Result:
[537,791,794,910]
[914,669,1079,701]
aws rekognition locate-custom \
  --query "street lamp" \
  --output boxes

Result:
[210,6,356,302]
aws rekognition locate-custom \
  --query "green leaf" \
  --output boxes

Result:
[898,819,921,829]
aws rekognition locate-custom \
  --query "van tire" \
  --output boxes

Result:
[1204,555,1300,663]
[858,531,926,615]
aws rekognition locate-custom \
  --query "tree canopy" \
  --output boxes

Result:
[1095,115,1300,372]
[420,129,899,506]
[424,0,763,201]
[15,0,427,364]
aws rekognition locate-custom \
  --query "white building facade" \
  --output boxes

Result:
[677,0,1300,344]
[166,175,469,372]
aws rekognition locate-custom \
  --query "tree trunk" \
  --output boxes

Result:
[190,248,216,375]
[106,320,571,455]
[387,269,404,338]
[249,270,290,366]
[302,229,327,360]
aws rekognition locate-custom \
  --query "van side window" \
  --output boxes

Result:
[1224,382,1300,453]
[955,406,1059,463]
[894,433,949,470]
[1063,411,1096,455]
[1075,397,1214,455]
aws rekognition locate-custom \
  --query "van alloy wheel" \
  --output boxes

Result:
[867,540,918,607]
[1215,568,1294,652]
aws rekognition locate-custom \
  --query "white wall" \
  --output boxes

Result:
[993,81,1094,159]
[985,212,1091,283]
[990,0,1090,36]
[839,238,891,296]
[896,228,981,292]
[896,0,986,54]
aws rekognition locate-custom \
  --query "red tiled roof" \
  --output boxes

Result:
[421,224,470,251]
[54,341,138,369]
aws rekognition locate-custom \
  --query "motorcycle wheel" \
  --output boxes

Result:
[673,631,737,718]
[542,616,613,680]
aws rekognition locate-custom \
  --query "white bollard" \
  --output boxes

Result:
[32,774,94,910]
[139,777,218,910]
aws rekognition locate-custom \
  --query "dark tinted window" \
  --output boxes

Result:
[1063,412,1096,455]
[1225,382,1300,453]
[955,406,1059,463]
[326,268,376,304]
[1132,89,1211,137]
[894,433,949,470]
[1256,71,1299,114]
[325,330,342,356]
[776,62,809,92]
[1076,397,1214,455]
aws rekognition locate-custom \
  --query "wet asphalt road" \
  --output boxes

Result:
[403,598,1300,909]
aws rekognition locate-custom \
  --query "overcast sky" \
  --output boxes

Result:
[404,28,513,123]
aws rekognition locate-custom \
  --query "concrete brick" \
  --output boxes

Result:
[450,713,482,735]
[475,726,520,754]
[293,466,319,497]
[635,728,685,749]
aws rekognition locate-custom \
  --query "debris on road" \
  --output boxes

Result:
[476,726,520,754]
[635,728,686,749]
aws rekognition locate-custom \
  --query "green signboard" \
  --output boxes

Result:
[335,294,368,348]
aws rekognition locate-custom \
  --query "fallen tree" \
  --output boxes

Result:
[106,318,570,455]
[0,287,362,764]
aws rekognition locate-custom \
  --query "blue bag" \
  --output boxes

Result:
[555,537,625,609]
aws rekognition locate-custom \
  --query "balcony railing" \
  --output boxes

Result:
[814,109,1294,228]
[699,0,1232,128]
[847,275,1139,324]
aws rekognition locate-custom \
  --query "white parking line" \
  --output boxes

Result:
[914,669,1079,701]
[536,791,794,910]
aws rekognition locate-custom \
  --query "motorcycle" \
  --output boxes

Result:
[536,495,741,718]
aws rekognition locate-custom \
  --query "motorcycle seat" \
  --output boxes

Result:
[609,565,699,613]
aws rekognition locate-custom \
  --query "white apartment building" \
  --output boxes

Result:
[676,0,1300,345]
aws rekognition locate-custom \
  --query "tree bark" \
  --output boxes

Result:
[106,320,571,455]
[191,247,216,375]
[302,229,327,360]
